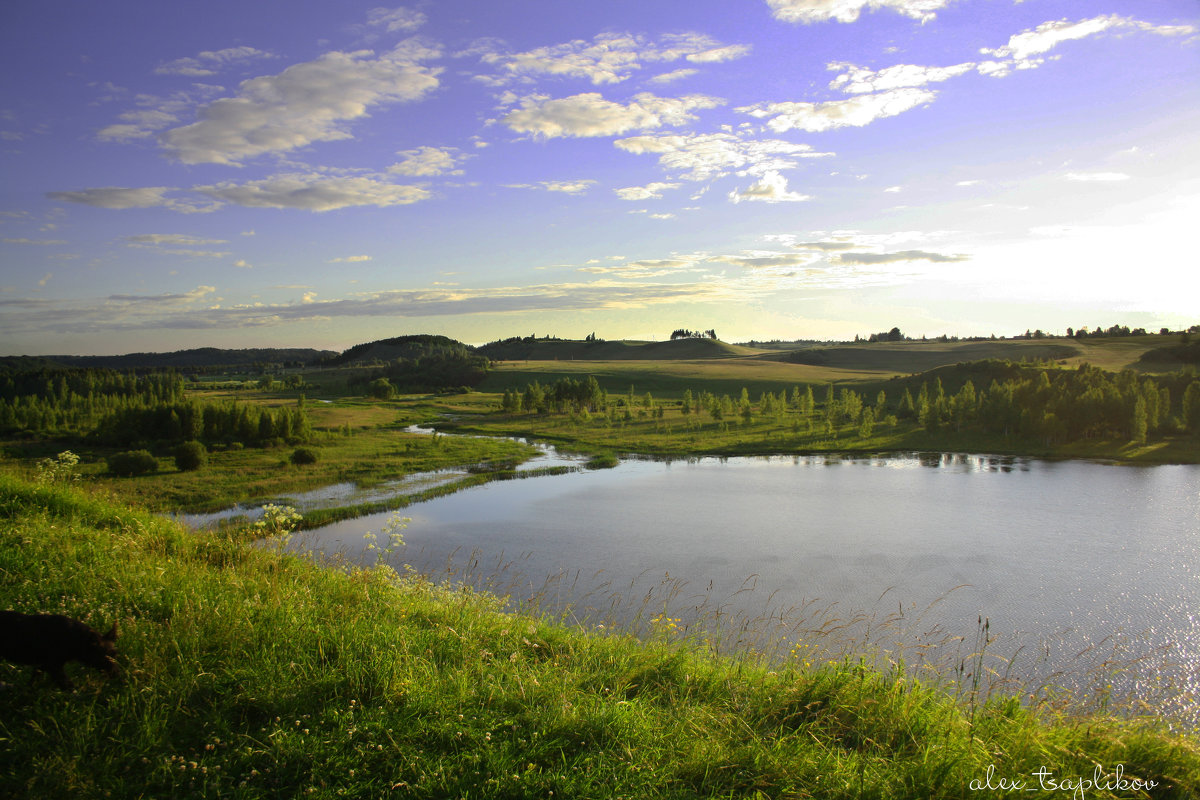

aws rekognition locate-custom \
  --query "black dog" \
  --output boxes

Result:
[0,611,119,689]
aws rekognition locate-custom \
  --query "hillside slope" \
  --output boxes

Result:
[479,337,759,361]
[764,340,1081,374]
[36,347,335,369]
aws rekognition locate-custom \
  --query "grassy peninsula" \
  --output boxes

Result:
[2,472,1198,799]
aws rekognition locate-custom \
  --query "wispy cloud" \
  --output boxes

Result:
[506,180,598,195]
[1064,171,1131,182]
[472,32,750,86]
[834,249,968,264]
[739,88,937,133]
[388,146,467,176]
[614,132,832,181]
[728,171,812,203]
[161,40,442,164]
[501,92,723,138]
[365,6,427,33]
[46,186,218,213]
[123,233,228,246]
[766,0,955,25]
[196,173,432,211]
[155,46,276,77]
[614,181,680,201]
[2,237,67,245]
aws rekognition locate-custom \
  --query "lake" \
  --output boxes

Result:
[285,449,1200,725]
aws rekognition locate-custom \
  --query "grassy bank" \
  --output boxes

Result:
[4,396,538,514]
[1,473,1197,798]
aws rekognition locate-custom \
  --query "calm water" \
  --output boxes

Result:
[294,451,1200,722]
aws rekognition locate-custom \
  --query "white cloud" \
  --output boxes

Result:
[47,186,180,210]
[647,68,699,85]
[123,233,228,246]
[983,15,1123,61]
[501,92,723,139]
[2,237,67,245]
[197,173,432,211]
[728,171,812,203]
[709,251,823,269]
[979,15,1195,75]
[233,259,252,268]
[828,61,974,94]
[388,145,466,176]
[615,132,832,181]
[329,255,373,263]
[578,257,699,277]
[687,44,754,64]
[475,32,750,86]
[366,6,427,33]
[107,285,217,305]
[97,86,225,142]
[834,249,967,264]
[155,46,275,77]
[766,0,954,24]
[161,41,442,164]
[615,182,681,201]
[1064,171,1131,182]
[739,88,936,132]
[97,110,180,141]
[506,180,598,195]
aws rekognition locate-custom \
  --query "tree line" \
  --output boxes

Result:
[0,367,186,437]
[94,400,312,448]
[496,361,1200,446]
[0,364,313,447]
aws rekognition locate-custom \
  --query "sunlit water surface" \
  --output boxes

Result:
[234,450,1199,725]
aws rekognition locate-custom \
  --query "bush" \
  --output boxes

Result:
[290,447,318,465]
[173,441,207,472]
[107,449,158,477]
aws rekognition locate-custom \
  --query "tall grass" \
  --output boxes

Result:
[1,473,1197,798]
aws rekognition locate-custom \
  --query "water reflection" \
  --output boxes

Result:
[291,452,1199,727]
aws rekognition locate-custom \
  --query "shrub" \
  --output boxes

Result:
[106,449,158,477]
[35,450,80,485]
[290,447,318,465]
[173,441,208,472]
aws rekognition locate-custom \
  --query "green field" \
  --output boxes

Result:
[2,473,1197,799]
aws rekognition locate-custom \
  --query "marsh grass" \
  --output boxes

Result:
[65,414,540,515]
[2,473,1197,799]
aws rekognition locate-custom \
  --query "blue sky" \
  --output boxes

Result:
[1,0,1197,355]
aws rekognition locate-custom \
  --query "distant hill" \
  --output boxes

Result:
[478,337,757,361]
[37,347,335,370]
[762,340,1081,374]
[324,334,491,391]
[324,334,479,366]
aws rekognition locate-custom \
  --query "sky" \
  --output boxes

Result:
[1,0,1198,355]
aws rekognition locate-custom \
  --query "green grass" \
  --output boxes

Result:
[1,473,1197,799]
[4,394,539,515]
[433,400,1200,465]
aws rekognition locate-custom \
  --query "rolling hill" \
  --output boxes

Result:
[478,337,759,361]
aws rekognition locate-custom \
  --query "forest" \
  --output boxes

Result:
[496,360,1200,449]
[0,364,312,449]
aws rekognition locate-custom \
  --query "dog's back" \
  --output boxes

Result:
[0,611,118,689]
